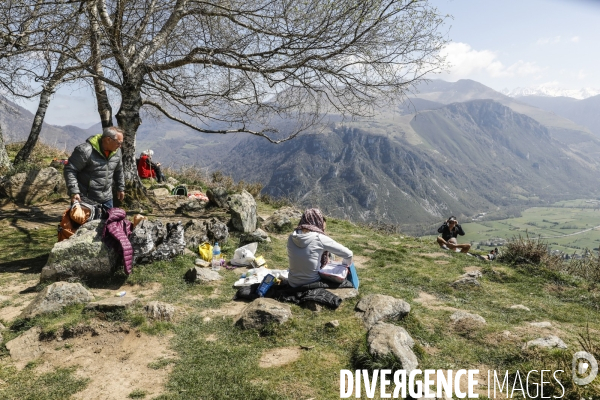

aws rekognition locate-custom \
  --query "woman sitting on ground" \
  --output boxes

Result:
[287,208,353,288]
[137,149,165,183]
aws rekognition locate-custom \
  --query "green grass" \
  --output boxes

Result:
[2,199,600,398]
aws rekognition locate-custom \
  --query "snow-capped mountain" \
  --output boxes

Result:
[501,85,600,99]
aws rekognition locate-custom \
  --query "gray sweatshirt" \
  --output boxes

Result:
[287,230,353,288]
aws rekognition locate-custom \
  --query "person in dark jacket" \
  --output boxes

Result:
[64,127,126,209]
[436,216,471,253]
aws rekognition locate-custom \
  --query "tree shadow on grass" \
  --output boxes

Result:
[0,254,48,275]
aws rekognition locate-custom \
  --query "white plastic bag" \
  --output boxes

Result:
[230,242,258,266]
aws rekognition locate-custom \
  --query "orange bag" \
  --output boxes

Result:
[58,208,81,242]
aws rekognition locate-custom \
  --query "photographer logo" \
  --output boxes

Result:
[572,351,598,386]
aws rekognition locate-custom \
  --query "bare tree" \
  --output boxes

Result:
[0,123,10,171]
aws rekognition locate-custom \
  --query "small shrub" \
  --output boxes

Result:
[563,249,600,284]
[127,389,148,399]
[499,233,563,271]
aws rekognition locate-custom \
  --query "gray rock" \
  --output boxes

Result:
[1,167,64,204]
[240,228,270,244]
[325,320,340,328]
[511,304,531,311]
[235,298,292,330]
[179,200,208,213]
[5,327,43,369]
[19,282,94,319]
[263,207,303,233]
[450,310,486,325]
[325,288,359,300]
[85,296,139,311]
[529,321,552,328]
[464,270,482,278]
[151,188,170,198]
[184,267,223,283]
[367,322,418,374]
[207,186,229,208]
[144,301,176,321]
[451,276,481,287]
[151,221,186,261]
[166,177,179,186]
[195,258,210,268]
[184,220,209,249]
[228,190,257,233]
[207,217,229,243]
[524,335,567,350]
[355,294,410,328]
[130,220,158,264]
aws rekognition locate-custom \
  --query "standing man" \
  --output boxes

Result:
[64,126,126,209]
[436,216,471,253]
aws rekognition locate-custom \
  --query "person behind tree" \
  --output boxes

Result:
[436,216,471,253]
[287,208,353,287]
[137,149,165,183]
[64,126,125,209]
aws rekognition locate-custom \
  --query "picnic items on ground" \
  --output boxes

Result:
[230,242,258,266]
[199,242,213,262]
[211,242,222,271]
[318,261,348,283]
[257,274,276,297]
[234,266,289,287]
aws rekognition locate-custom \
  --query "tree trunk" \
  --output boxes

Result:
[115,82,144,188]
[88,0,113,128]
[0,123,12,172]
[13,82,57,165]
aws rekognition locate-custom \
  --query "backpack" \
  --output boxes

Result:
[172,185,187,196]
[58,209,81,242]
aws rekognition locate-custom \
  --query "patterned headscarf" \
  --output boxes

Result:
[296,208,329,267]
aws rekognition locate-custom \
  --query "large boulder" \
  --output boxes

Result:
[235,298,292,330]
[263,207,303,233]
[151,221,186,261]
[240,228,270,245]
[0,167,65,204]
[19,282,94,319]
[40,220,120,282]
[356,294,411,328]
[206,186,229,208]
[367,322,419,375]
[184,219,209,249]
[207,217,229,243]
[131,220,186,264]
[184,267,223,283]
[228,190,257,233]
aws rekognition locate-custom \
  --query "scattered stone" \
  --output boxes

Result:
[5,327,43,369]
[40,220,120,282]
[207,217,229,243]
[150,221,186,262]
[85,296,139,311]
[151,188,170,198]
[451,270,482,287]
[166,177,179,186]
[1,167,64,204]
[184,220,209,249]
[325,320,340,328]
[510,304,531,311]
[206,187,229,208]
[235,298,292,330]
[502,330,512,338]
[195,258,210,268]
[325,288,359,300]
[19,282,94,319]
[367,322,418,375]
[130,219,164,264]
[184,267,223,283]
[228,190,257,233]
[144,301,176,321]
[152,183,175,192]
[263,207,303,233]
[524,335,567,350]
[529,321,552,328]
[450,311,486,325]
[240,228,270,244]
[179,200,208,213]
[355,294,410,328]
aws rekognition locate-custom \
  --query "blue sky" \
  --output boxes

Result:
[19,0,600,128]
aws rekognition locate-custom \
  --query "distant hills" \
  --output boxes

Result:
[501,85,600,99]
[2,79,600,234]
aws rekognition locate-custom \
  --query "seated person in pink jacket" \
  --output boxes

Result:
[287,208,353,287]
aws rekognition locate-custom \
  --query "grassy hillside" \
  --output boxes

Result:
[1,193,600,398]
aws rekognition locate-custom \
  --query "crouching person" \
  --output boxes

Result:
[436,216,471,253]
[287,209,353,287]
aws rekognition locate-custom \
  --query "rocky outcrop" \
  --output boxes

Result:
[0,167,65,204]
[240,228,270,244]
[19,282,94,319]
[40,220,120,282]
[130,220,186,264]
[184,220,209,249]
[524,336,567,350]
[355,294,411,328]
[207,217,229,243]
[235,298,292,330]
[367,322,418,374]
[262,207,302,233]
[145,301,176,321]
[228,190,257,233]
[207,187,229,208]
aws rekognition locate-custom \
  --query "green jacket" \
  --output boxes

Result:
[64,134,125,204]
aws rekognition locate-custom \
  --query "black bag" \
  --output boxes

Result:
[172,185,187,196]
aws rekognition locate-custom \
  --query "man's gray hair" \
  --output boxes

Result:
[102,126,125,140]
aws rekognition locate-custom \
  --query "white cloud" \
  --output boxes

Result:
[578,69,587,79]
[571,36,580,43]
[440,42,542,79]
[536,36,564,45]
